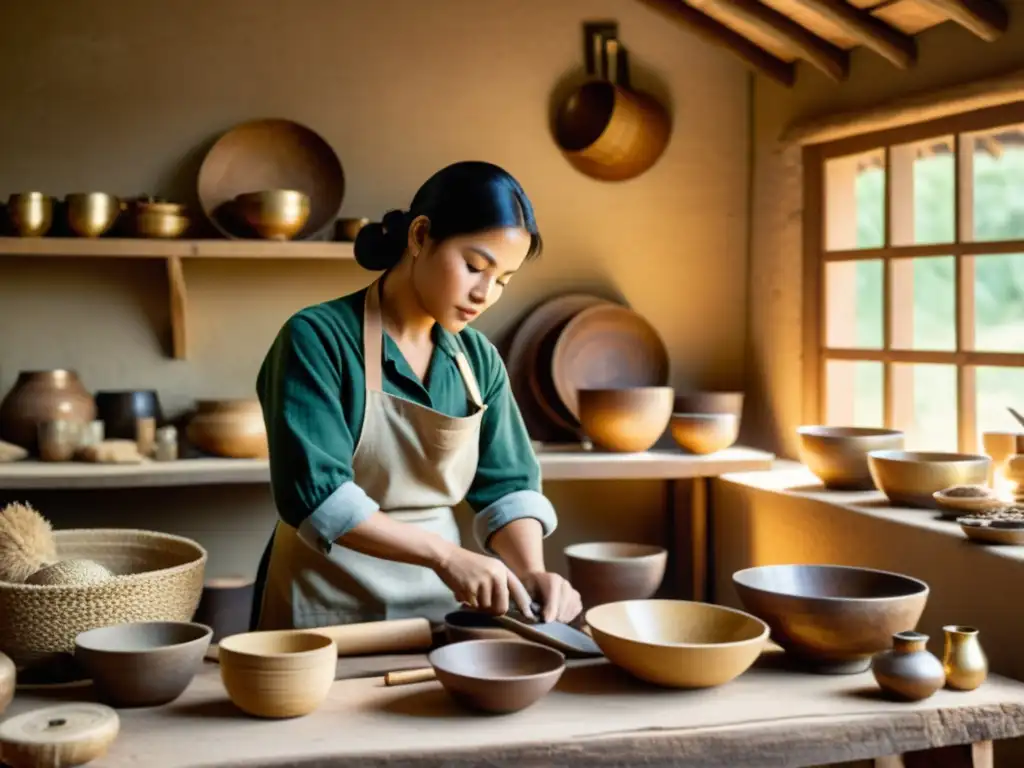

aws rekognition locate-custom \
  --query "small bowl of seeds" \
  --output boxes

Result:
[933,484,1004,519]
[958,507,1024,545]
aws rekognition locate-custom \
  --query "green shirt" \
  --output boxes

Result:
[255,286,558,553]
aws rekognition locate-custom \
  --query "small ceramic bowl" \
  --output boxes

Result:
[669,413,739,455]
[74,621,212,707]
[564,542,668,609]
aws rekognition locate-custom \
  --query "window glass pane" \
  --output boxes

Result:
[976,366,1024,437]
[890,137,954,246]
[967,124,1024,242]
[825,360,883,427]
[825,260,883,349]
[889,256,955,351]
[891,363,958,451]
[825,150,885,251]
[973,254,1024,352]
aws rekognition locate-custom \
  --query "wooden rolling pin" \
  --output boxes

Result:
[206,617,434,662]
[384,667,437,686]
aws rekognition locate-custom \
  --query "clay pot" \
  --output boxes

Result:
[942,625,988,691]
[871,631,945,702]
[564,542,667,609]
[0,370,96,454]
[0,650,14,714]
[186,398,268,459]
[576,387,674,453]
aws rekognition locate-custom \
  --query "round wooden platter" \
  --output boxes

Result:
[505,293,610,440]
[197,118,345,241]
[0,702,119,768]
[551,303,669,420]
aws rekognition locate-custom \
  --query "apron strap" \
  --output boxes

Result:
[363,279,384,393]
[365,277,485,410]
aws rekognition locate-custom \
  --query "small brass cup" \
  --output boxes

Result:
[7,192,53,237]
[235,190,311,241]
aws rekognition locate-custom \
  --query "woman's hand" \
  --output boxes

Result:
[521,571,582,623]
[433,545,534,617]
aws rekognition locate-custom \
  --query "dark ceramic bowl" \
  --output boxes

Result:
[94,390,163,439]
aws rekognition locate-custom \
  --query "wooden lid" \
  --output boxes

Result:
[0,703,119,767]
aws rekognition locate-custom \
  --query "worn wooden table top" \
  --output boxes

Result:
[6,649,1024,768]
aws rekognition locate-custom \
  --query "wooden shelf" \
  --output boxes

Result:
[0,237,356,359]
[0,446,775,490]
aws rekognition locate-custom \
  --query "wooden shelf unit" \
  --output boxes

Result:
[0,237,356,359]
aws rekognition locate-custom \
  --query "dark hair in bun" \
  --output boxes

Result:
[354,161,542,272]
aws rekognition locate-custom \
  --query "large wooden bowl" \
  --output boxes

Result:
[428,639,565,713]
[797,426,905,490]
[577,387,673,452]
[565,542,667,609]
[732,564,929,674]
[218,630,336,719]
[867,450,991,508]
[585,600,768,688]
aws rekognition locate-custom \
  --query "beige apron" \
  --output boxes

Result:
[256,278,486,629]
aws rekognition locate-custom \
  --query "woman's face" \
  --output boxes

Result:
[408,217,532,333]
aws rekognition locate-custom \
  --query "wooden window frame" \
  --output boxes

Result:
[803,101,1024,453]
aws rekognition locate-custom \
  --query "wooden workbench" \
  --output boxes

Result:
[6,649,1022,768]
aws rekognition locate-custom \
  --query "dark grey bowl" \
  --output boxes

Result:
[94,390,163,439]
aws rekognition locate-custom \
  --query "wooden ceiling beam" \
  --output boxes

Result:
[711,0,849,82]
[915,0,1008,41]
[636,0,796,87]
[787,0,917,68]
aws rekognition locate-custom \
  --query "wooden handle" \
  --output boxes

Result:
[306,617,434,656]
[384,667,436,687]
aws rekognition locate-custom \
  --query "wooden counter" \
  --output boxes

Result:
[6,649,1023,768]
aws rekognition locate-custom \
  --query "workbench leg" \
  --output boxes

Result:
[873,741,993,767]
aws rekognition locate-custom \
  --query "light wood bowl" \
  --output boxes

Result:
[186,398,268,459]
[733,564,929,674]
[428,639,565,713]
[585,600,768,688]
[867,450,991,509]
[669,413,739,455]
[564,542,667,609]
[218,630,336,718]
[797,426,905,490]
[933,487,1004,519]
[674,391,744,419]
[577,387,673,452]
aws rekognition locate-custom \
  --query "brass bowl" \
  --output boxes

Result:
[733,564,929,674]
[669,413,739,455]
[66,193,122,237]
[797,426,905,490]
[136,211,189,239]
[867,450,991,509]
[235,190,310,241]
[335,217,370,242]
[577,387,673,453]
[7,192,53,237]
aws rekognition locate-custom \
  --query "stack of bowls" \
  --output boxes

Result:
[669,391,744,455]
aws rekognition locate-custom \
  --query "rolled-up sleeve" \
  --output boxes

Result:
[464,344,558,552]
[256,313,378,552]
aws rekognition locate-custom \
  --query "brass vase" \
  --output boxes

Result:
[942,625,988,691]
[871,631,945,701]
[0,370,97,454]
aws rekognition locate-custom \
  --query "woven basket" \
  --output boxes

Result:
[0,528,207,667]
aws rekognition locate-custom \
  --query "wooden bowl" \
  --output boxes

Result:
[235,189,311,241]
[585,600,768,688]
[576,387,673,452]
[669,413,739,455]
[443,611,521,644]
[732,564,929,674]
[958,517,1024,545]
[428,639,565,713]
[186,398,268,459]
[797,426,905,490]
[197,118,344,240]
[74,621,212,707]
[867,451,991,508]
[218,630,336,719]
[674,391,744,419]
[933,486,1004,519]
[564,542,667,609]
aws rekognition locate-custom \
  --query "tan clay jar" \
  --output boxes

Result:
[871,630,945,702]
[942,625,988,691]
[0,370,96,454]
[186,398,269,459]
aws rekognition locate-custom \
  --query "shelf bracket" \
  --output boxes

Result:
[167,255,188,359]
